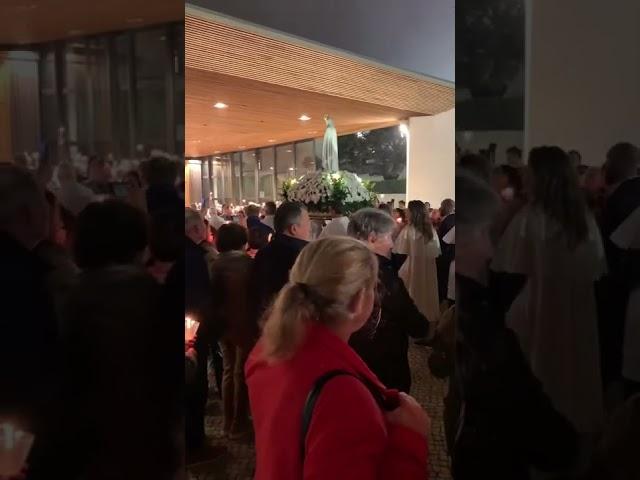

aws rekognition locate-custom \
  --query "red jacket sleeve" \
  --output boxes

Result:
[303,375,428,480]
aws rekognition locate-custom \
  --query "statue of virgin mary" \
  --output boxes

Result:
[322,114,339,172]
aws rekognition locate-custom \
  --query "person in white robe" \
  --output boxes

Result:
[394,200,441,323]
[491,146,606,434]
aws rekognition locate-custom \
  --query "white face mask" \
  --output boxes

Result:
[500,187,514,201]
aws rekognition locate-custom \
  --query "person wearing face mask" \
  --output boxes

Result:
[246,237,430,479]
[347,208,430,393]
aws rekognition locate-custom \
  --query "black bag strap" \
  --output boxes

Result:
[299,369,386,460]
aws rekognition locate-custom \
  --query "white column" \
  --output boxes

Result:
[186,159,203,207]
[406,108,455,204]
[525,0,640,165]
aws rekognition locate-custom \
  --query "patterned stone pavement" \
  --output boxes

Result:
[188,345,451,479]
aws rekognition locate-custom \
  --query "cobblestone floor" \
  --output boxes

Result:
[188,345,451,479]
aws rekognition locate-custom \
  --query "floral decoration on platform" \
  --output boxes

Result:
[281,171,377,214]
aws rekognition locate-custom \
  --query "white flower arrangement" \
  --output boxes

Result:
[282,170,376,213]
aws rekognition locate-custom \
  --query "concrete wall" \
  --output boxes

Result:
[407,108,455,204]
[525,0,640,166]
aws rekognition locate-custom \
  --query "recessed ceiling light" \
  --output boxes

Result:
[268,139,276,143]
[214,150,220,154]
[286,150,293,153]
[299,114,311,121]
[308,130,318,135]
[213,102,228,109]
[288,167,294,171]
[238,145,246,149]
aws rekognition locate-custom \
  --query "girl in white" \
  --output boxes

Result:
[394,200,441,323]
[492,146,606,435]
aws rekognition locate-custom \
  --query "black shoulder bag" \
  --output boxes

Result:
[299,369,391,461]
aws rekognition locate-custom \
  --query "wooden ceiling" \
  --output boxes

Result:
[186,68,422,157]
[0,0,182,45]
[185,6,454,157]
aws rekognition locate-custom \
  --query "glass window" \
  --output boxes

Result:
[231,152,241,203]
[276,144,295,192]
[112,33,133,158]
[135,28,169,152]
[257,147,275,202]
[241,151,257,202]
[295,141,316,175]
[218,154,234,203]
[65,40,91,153]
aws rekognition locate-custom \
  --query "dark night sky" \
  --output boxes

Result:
[188,0,454,83]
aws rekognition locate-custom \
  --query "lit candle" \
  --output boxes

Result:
[184,316,200,343]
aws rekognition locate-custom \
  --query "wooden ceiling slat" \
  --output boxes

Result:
[185,14,453,116]
[185,69,423,157]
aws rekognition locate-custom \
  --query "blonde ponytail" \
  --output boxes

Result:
[262,237,378,361]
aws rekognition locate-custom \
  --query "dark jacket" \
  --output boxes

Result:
[349,254,429,393]
[450,274,578,480]
[210,251,257,348]
[146,184,183,216]
[53,266,180,480]
[437,213,455,301]
[598,177,640,383]
[247,215,274,237]
[184,237,211,321]
[601,177,640,280]
[252,233,308,322]
[0,233,59,432]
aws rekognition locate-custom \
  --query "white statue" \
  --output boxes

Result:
[322,114,339,172]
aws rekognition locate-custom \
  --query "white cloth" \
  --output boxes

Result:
[319,216,350,238]
[56,182,96,215]
[209,215,227,231]
[491,206,607,433]
[393,225,441,322]
[447,260,455,301]
[261,215,275,231]
[443,226,455,244]
[611,206,640,249]
[322,117,339,172]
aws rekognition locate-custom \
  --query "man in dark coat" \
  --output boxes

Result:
[184,207,214,452]
[252,202,311,323]
[347,208,429,393]
[0,165,59,478]
[245,203,274,237]
[599,142,640,387]
[437,198,455,302]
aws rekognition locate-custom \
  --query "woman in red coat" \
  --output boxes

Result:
[246,237,430,480]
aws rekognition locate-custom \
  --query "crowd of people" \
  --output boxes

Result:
[449,143,640,479]
[3,140,637,479]
[183,189,457,477]
[1,155,185,479]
